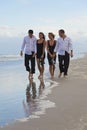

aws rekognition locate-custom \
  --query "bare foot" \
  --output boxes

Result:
[51,75,54,79]
[38,75,41,79]
[38,75,43,80]
[30,74,33,79]
[64,75,68,78]
[29,74,33,80]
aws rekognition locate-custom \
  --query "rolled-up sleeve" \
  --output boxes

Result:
[21,38,26,52]
[68,38,73,52]
[34,38,37,54]
[54,40,59,53]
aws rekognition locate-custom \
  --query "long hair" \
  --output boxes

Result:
[39,32,45,40]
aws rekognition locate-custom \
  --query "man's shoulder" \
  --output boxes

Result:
[57,37,61,41]
[23,35,37,41]
[66,36,71,40]
[32,35,37,40]
[24,35,28,39]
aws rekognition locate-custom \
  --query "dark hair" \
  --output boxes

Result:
[49,32,55,39]
[28,30,33,34]
[59,29,65,34]
[39,32,45,40]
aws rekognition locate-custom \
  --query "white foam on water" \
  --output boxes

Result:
[33,100,55,116]
[39,80,59,100]
[17,118,29,122]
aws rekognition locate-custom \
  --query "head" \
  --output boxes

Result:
[28,30,33,38]
[59,29,65,38]
[39,32,45,40]
[48,32,55,40]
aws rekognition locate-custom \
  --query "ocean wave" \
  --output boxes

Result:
[0,54,22,62]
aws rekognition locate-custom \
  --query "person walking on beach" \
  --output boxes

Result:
[47,33,57,78]
[20,30,37,80]
[36,32,46,79]
[54,29,73,78]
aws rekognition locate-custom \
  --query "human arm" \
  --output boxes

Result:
[71,50,73,58]
[32,37,37,58]
[41,40,46,58]
[68,38,73,58]
[46,41,53,58]
[53,40,59,57]
[20,38,26,57]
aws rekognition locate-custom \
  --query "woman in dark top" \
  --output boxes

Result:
[36,32,46,79]
[47,33,56,78]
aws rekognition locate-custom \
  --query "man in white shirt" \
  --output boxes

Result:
[20,30,37,80]
[54,29,73,78]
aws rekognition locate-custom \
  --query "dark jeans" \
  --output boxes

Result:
[25,54,35,74]
[58,51,70,76]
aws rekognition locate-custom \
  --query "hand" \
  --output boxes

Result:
[51,55,54,58]
[41,55,44,59]
[70,52,73,58]
[50,54,53,58]
[32,54,35,58]
[20,51,23,57]
[52,53,56,58]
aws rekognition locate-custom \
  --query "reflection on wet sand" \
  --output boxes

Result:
[23,78,45,117]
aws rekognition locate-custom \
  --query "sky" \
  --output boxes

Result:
[0,0,87,54]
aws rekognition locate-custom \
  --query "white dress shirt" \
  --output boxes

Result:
[54,37,73,55]
[21,35,37,55]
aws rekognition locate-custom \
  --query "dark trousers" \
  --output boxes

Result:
[58,51,70,76]
[25,54,35,74]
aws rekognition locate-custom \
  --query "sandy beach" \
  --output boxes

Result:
[1,55,87,130]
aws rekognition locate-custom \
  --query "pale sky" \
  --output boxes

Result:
[0,0,87,41]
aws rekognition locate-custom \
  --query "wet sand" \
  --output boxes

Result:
[1,55,87,130]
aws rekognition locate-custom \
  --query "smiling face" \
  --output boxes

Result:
[48,33,55,40]
[48,33,51,39]
[39,32,45,40]
[39,33,43,39]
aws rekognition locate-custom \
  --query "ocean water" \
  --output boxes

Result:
[0,41,87,127]
[0,54,57,127]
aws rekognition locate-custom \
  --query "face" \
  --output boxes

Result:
[48,34,52,39]
[39,33,43,39]
[29,33,33,38]
[59,31,64,38]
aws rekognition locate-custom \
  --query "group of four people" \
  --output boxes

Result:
[20,29,73,80]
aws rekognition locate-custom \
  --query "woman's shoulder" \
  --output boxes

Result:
[47,40,50,46]
[37,39,40,43]
[47,40,50,43]
[37,39,45,44]
[47,40,49,42]
[54,40,57,44]
[54,40,57,42]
